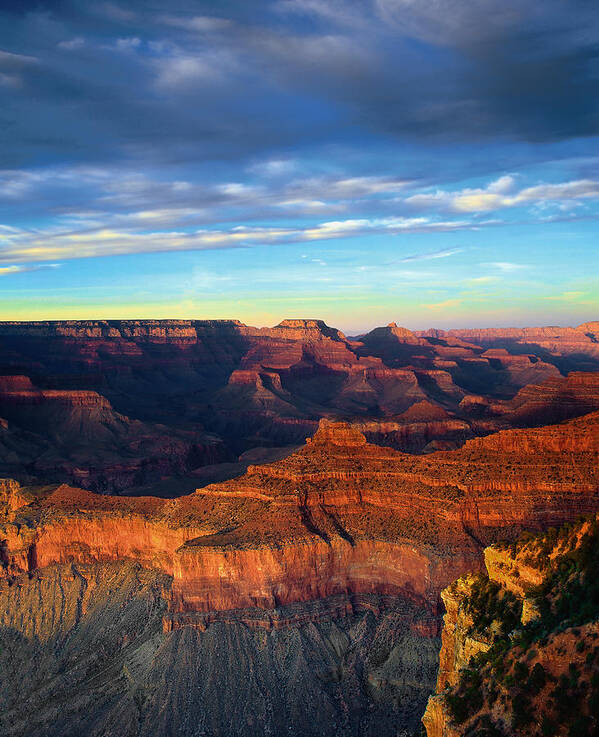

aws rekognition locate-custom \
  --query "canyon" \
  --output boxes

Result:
[1,318,599,736]
[1,318,598,494]
[3,415,599,621]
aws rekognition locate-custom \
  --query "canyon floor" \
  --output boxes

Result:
[1,318,598,736]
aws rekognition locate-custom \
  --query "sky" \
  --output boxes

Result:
[0,0,598,332]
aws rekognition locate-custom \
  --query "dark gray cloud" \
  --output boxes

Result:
[0,0,597,172]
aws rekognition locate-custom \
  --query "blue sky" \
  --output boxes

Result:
[0,0,598,331]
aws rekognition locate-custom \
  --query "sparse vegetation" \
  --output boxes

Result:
[444,514,599,736]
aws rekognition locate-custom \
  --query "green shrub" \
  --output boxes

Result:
[541,715,557,736]
[585,650,595,665]
[513,661,529,681]
[511,691,532,729]
[528,662,547,693]
[569,715,592,737]
[444,518,599,737]
[466,714,505,737]
[463,575,522,637]
[446,693,471,725]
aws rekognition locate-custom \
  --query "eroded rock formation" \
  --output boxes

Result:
[0,375,227,492]
[418,322,599,373]
[2,415,598,628]
[0,370,597,736]
[0,318,588,483]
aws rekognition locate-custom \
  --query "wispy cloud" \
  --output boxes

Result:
[396,246,463,262]
[0,263,60,276]
[0,47,38,88]
[424,298,464,310]
[545,291,587,302]
[161,15,232,33]
[482,261,527,272]
[1,161,598,267]
[153,49,239,88]
[0,217,476,264]
[57,37,86,51]
[466,275,497,284]
[407,176,599,214]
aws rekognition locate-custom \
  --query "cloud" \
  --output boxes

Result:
[407,176,599,214]
[466,276,497,284]
[0,47,38,88]
[276,0,364,28]
[248,159,298,177]
[161,15,232,33]
[0,72,21,88]
[0,215,477,265]
[98,3,138,23]
[452,193,506,213]
[320,176,408,197]
[396,247,463,262]
[405,177,518,213]
[544,290,587,302]
[0,165,413,227]
[0,0,596,175]
[0,263,60,275]
[275,175,410,206]
[0,0,597,289]
[58,37,86,50]
[482,262,527,272]
[153,50,236,88]
[1,160,597,268]
[0,49,37,65]
[487,175,516,194]
[375,1,599,52]
[513,180,599,204]
[424,298,464,310]
[276,198,335,214]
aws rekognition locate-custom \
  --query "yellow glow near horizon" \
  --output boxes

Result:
[1,289,597,333]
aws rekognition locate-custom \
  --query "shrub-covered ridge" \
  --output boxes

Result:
[423,514,599,737]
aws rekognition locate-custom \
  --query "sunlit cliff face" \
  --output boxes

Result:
[3,410,599,628]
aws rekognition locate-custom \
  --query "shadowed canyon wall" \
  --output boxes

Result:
[1,319,599,494]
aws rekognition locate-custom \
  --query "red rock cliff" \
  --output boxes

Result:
[2,413,599,625]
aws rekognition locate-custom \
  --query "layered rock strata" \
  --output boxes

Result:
[0,375,226,492]
[418,322,599,372]
[0,318,595,494]
[0,318,575,465]
[2,415,599,626]
[0,560,440,737]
